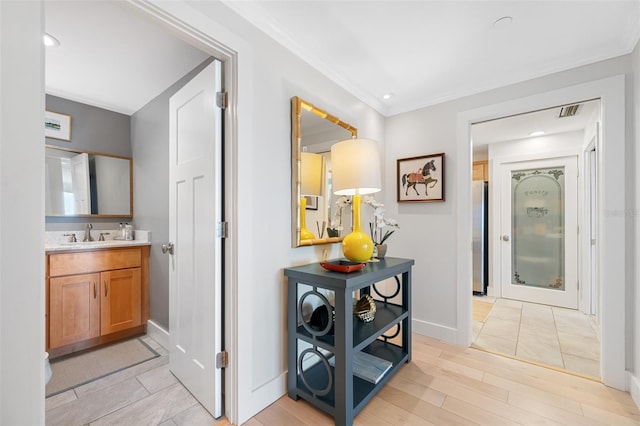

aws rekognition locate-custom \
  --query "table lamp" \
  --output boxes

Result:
[331,138,381,261]
[300,152,323,240]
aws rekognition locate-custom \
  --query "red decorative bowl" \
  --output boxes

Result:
[320,260,366,273]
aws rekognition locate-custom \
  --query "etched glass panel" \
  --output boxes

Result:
[511,167,565,290]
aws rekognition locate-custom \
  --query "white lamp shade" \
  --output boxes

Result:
[300,152,323,196]
[331,138,381,195]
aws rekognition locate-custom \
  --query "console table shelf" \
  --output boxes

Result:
[285,257,414,425]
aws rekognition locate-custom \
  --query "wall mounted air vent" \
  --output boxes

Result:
[559,104,580,118]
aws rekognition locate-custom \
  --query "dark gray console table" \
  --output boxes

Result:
[284,257,414,425]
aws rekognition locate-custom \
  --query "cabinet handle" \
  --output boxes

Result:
[94,282,97,299]
[104,280,108,297]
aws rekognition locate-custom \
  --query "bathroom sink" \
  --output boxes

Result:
[45,230,150,251]
[63,240,135,246]
[47,240,148,251]
[63,240,126,245]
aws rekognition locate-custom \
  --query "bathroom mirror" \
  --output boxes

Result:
[291,96,357,247]
[45,145,133,218]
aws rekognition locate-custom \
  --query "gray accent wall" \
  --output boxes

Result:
[46,94,130,156]
[131,57,214,330]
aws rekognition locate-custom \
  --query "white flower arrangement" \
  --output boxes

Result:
[363,195,399,245]
[327,196,351,237]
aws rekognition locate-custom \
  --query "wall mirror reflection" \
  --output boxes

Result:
[291,96,357,247]
[45,145,133,217]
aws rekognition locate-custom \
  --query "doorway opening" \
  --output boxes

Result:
[44,1,241,422]
[469,99,602,378]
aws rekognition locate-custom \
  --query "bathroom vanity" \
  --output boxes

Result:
[45,241,150,358]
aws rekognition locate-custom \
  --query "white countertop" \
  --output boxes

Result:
[45,230,151,252]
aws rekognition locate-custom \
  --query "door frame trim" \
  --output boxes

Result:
[127,1,242,421]
[456,75,626,390]
[581,134,598,316]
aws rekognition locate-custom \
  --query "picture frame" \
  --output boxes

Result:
[397,153,445,202]
[45,110,72,141]
[304,195,318,210]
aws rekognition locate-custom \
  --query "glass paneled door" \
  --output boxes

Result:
[500,157,578,308]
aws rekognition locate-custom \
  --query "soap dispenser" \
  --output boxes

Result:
[124,223,134,240]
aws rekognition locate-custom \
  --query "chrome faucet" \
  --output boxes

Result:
[83,223,93,242]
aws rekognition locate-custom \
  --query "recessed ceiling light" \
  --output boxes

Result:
[382,93,394,100]
[492,16,513,29]
[529,131,545,137]
[43,33,60,47]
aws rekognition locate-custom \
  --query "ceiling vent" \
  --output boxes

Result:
[558,104,580,118]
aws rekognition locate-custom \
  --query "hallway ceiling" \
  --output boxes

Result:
[45,1,210,115]
[223,0,639,117]
[45,1,638,143]
[471,99,600,156]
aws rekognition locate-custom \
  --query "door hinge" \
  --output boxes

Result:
[216,351,228,369]
[217,221,228,238]
[216,91,228,109]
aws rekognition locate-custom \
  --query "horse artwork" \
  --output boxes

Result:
[402,159,438,196]
[397,153,445,202]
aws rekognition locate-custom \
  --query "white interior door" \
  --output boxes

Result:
[168,60,223,417]
[500,156,578,309]
[70,152,90,214]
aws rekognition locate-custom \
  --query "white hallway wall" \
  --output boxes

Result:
[0,1,45,424]
[384,55,637,392]
[136,1,385,423]
[386,56,625,341]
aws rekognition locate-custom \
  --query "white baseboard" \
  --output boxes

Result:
[146,320,170,350]
[247,372,287,423]
[412,318,461,345]
[629,371,640,410]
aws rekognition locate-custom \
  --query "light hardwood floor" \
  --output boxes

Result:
[250,333,640,425]
[47,333,640,425]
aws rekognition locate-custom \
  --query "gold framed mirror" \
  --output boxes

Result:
[291,96,357,247]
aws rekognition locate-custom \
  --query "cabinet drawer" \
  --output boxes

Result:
[49,248,142,277]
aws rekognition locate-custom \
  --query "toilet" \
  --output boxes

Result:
[45,352,52,385]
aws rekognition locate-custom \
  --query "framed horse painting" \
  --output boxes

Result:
[397,153,445,202]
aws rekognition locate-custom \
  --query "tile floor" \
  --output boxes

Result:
[472,296,601,378]
[45,335,222,426]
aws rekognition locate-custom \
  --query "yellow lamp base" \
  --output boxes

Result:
[341,229,374,262]
[340,194,374,262]
[300,227,315,240]
[299,197,316,240]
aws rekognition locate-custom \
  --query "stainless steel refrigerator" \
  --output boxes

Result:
[472,180,488,294]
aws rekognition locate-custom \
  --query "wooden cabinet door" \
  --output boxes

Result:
[473,160,489,181]
[101,268,142,335]
[49,273,100,348]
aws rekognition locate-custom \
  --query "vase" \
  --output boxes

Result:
[299,197,315,240]
[341,194,375,262]
[375,244,387,259]
[327,228,340,238]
